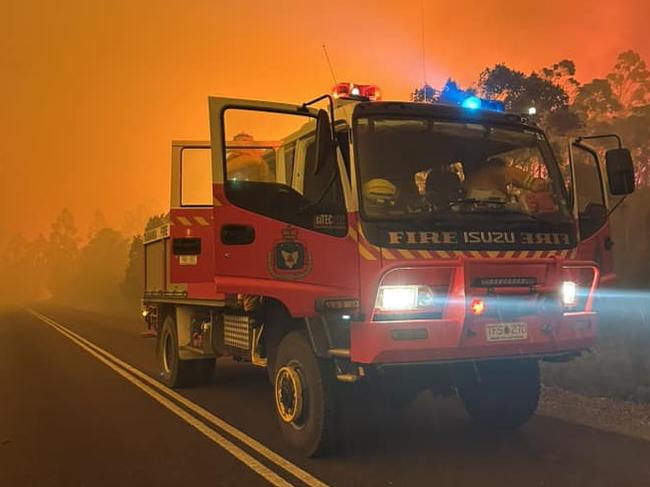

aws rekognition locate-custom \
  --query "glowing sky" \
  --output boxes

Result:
[1,0,648,241]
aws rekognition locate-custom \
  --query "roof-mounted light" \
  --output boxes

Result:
[459,95,505,112]
[332,82,381,101]
[461,96,481,110]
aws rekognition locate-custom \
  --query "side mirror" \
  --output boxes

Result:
[606,148,635,195]
[314,109,335,175]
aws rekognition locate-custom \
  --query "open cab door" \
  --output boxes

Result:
[569,136,635,283]
[207,97,358,316]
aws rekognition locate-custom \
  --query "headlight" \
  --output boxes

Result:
[561,281,577,307]
[375,285,435,311]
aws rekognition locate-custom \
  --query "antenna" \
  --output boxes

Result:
[322,44,338,85]
[420,0,427,86]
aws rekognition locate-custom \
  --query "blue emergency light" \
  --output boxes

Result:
[461,96,481,109]
[461,95,504,112]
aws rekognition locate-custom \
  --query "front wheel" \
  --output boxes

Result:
[273,331,338,457]
[456,359,540,430]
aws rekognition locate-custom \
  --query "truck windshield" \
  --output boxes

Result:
[355,116,571,222]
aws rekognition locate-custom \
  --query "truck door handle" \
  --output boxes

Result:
[221,224,255,245]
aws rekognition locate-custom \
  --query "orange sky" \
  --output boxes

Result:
[1,0,649,243]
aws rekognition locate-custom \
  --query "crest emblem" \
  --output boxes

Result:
[268,226,312,280]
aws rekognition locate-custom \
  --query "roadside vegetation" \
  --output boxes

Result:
[2,50,650,403]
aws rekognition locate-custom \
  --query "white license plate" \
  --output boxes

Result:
[486,322,528,342]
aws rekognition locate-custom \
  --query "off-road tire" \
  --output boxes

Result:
[273,331,338,457]
[158,315,196,388]
[456,359,540,429]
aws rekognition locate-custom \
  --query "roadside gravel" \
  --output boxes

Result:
[539,385,650,441]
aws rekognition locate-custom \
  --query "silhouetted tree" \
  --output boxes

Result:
[479,63,570,115]
[541,59,580,101]
[88,209,108,238]
[438,78,475,105]
[75,228,129,304]
[121,235,144,302]
[410,83,438,103]
[46,209,79,300]
[573,78,622,122]
[607,50,650,110]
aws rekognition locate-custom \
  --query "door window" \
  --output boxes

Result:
[572,144,606,238]
[223,108,347,236]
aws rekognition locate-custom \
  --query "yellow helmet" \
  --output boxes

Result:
[363,178,398,206]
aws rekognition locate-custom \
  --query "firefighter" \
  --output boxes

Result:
[465,157,548,201]
[362,178,399,213]
[424,162,465,208]
[226,132,273,182]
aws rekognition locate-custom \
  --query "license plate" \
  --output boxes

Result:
[486,322,528,342]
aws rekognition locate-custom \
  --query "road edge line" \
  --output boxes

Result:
[27,309,294,487]
[27,308,330,487]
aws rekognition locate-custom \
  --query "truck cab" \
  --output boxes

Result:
[142,85,635,456]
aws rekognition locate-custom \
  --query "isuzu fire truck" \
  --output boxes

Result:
[142,83,636,456]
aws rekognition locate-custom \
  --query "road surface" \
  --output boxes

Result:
[1,304,649,486]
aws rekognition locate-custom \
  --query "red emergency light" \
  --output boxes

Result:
[332,82,381,101]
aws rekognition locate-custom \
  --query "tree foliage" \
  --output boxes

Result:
[410,83,437,103]
[478,63,571,118]
[607,50,650,109]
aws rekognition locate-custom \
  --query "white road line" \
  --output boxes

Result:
[28,309,293,487]
[27,309,330,487]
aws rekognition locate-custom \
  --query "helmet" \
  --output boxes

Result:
[363,178,398,206]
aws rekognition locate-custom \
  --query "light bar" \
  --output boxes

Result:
[332,82,381,101]
[460,95,505,112]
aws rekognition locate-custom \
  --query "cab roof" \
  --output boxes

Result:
[350,100,539,132]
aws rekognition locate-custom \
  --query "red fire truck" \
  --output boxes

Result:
[142,83,635,456]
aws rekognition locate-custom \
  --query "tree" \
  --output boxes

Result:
[573,78,621,122]
[541,59,580,101]
[438,78,476,105]
[88,209,108,238]
[479,64,569,114]
[75,228,129,304]
[48,208,78,261]
[46,209,79,301]
[607,50,650,110]
[479,63,580,134]
[410,83,438,103]
[479,64,527,105]
[121,235,144,302]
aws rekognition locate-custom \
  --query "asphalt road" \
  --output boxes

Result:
[1,304,650,487]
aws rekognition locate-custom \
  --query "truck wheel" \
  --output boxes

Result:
[456,359,540,430]
[273,331,338,457]
[158,315,195,388]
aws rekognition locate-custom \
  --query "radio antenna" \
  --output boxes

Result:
[322,44,338,85]
[420,0,427,85]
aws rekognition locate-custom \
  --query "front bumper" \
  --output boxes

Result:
[350,311,596,364]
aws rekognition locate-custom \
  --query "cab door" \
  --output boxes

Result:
[208,98,358,315]
[569,141,614,279]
